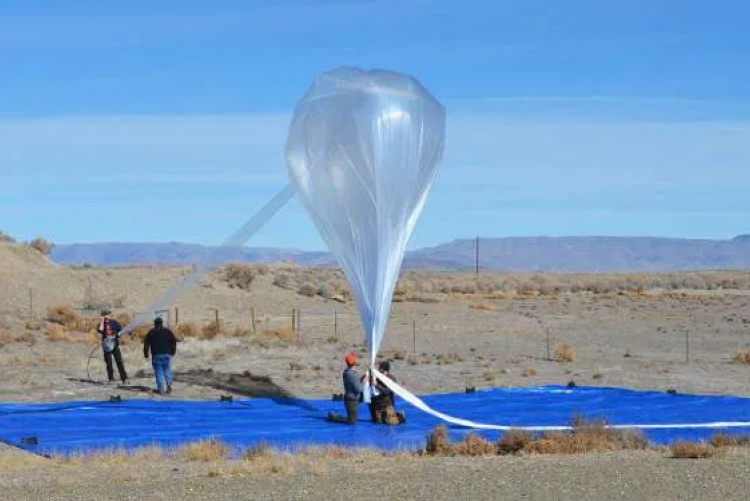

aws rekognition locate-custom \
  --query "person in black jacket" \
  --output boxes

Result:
[143,317,177,395]
[369,361,405,425]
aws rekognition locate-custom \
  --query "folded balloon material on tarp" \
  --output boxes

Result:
[2,386,750,457]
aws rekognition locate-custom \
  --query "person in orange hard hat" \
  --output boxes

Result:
[327,352,366,424]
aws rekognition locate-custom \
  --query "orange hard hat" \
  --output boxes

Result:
[345,352,356,366]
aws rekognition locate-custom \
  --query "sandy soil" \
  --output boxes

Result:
[2,242,750,499]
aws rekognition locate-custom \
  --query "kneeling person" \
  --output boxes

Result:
[370,361,405,425]
[327,352,365,425]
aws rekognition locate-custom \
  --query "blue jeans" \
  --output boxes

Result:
[152,354,172,393]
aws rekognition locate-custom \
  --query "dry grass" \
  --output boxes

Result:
[65,445,165,465]
[46,323,71,342]
[260,327,297,344]
[426,417,648,457]
[176,437,231,462]
[201,322,221,340]
[670,442,716,458]
[435,352,462,365]
[175,322,201,339]
[452,434,496,456]
[470,302,494,311]
[522,367,538,377]
[0,330,12,347]
[710,433,750,447]
[14,331,36,346]
[733,349,750,364]
[497,429,536,455]
[224,264,257,291]
[555,343,577,363]
[425,425,452,455]
[24,320,42,331]
[46,303,78,327]
[267,268,750,300]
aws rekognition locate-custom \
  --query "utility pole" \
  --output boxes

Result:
[475,236,480,277]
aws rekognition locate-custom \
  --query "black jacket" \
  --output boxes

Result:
[143,327,177,357]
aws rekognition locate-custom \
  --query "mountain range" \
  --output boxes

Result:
[50,235,750,272]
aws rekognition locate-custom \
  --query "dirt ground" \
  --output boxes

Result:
[2,242,750,499]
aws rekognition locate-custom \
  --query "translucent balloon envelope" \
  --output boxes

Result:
[285,67,445,366]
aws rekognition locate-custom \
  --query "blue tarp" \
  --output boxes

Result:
[2,386,750,457]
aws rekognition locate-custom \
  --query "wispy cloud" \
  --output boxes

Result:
[2,111,750,246]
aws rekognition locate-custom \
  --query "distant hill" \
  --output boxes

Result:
[50,235,750,272]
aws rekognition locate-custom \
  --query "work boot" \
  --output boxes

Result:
[166,384,172,395]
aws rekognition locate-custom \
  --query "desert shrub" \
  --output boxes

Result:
[243,442,274,461]
[272,273,293,289]
[470,302,494,311]
[497,429,535,455]
[28,237,53,255]
[435,352,462,365]
[0,229,15,243]
[175,322,201,339]
[46,323,70,342]
[670,441,715,458]
[225,264,256,291]
[46,303,78,327]
[24,320,42,331]
[297,282,317,297]
[452,434,496,456]
[201,322,221,340]
[709,433,750,448]
[131,324,151,341]
[425,425,452,455]
[114,313,132,326]
[522,367,537,377]
[260,327,297,344]
[733,349,750,364]
[14,331,36,346]
[526,417,648,455]
[177,437,230,461]
[228,326,249,338]
[0,330,12,347]
[555,343,577,363]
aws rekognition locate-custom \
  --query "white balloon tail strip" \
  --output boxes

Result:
[121,183,296,335]
[371,369,750,432]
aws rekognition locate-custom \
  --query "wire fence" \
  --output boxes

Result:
[9,286,749,371]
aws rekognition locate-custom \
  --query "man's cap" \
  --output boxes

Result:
[345,352,356,366]
[378,361,390,372]
[101,309,112,316]
[154,317,164,326]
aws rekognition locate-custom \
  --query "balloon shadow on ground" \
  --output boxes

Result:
[169,368,319,412]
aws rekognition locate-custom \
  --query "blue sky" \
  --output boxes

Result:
[1,0,749,250]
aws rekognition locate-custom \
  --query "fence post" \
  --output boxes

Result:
[545,323,551,361]
[412,317,416,353]
[297,309,301,345]
[291,309,296,332]
[174,307,179,325]
[251,308,256,334]
[334,310,338,341]
[685,329,690,364]
[28,287,33,320]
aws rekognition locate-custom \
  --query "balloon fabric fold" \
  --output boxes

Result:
[285,67,445,368]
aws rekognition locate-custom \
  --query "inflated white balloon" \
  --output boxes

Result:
[285,67,445,367]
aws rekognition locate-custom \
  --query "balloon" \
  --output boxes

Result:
[285,67,445,368]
